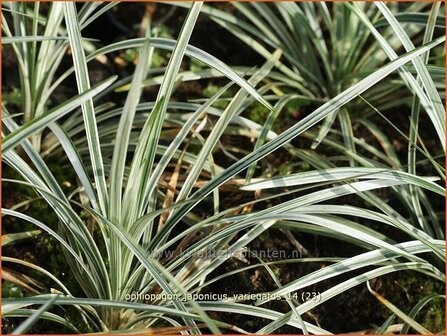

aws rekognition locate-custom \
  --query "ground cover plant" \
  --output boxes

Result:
[1,1,445,334]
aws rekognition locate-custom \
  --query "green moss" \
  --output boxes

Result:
[297,162,311,172]
[279,162,293,175]
[3,87,22,109]
[151,50,167,68]
[202,83,233,109]
[383,273,445,332]
[36,236,84,297]
[3,166,48,233]
[246,98,311,134]
[285,98,309,115]
[189,58,205,72]
[244,320,255,328]
[2,281,24,298]
[423,299,445,332]
[123,49,137,63]
[258,230,270,242]
[203,84,219,97]
[272,267,281,278]
[153,24,172,39]
[3,159,84,297]
[247,102,269,125]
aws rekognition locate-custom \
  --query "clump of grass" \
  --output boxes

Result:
[2,1,445,334]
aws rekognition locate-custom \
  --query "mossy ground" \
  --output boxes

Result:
[2,3,445,334]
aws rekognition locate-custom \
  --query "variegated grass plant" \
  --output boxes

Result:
[189,2,445,155]
[2,1,445,334]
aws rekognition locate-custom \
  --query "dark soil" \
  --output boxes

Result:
[2,3,444,334]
